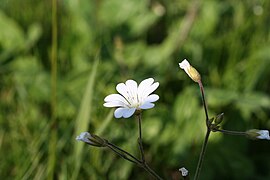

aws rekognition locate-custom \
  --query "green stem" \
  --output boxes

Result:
[214,129,246,136]
[198,81,209,125]
[107,144,140,165]
[137,113,145,163]
[194,129,210,180]
[107,142,141,164]
[194,80,211,180]
[48,0,58,179]
[136,113,163,180]
[144,163,163,180]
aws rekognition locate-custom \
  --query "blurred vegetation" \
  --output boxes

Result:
[0,0,270,179]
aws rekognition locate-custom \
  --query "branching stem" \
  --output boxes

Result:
[194,80,211,180]
[136,113,163,180]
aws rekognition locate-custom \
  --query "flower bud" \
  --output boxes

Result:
[214,113,224,125]
[179,59,201,83]
[179,167,188,177]
[245,129,270,140]
[208,117,215,124]
[76,132,108,147]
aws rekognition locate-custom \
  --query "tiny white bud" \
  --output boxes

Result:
[179,59,201,83]
[246,129,270,140]
[179,167,188,177]
[76,132,93,144]
[257,130,270,140]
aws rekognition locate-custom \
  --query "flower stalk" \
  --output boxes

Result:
[76,130,163,180]
[137,113,146,163]
[136,112,163,180]
[194,80,211,180]
[179,59,211,180]
[213,129,246,136]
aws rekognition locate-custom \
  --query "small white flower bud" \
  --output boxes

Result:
[179,59,201,83]
[76,132,93,144]
[246,129,270,140]
[76,132,107,147]
[179,167,189,177]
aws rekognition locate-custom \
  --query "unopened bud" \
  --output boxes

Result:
[208,117,215,124]
[214,113,224,125]
[76,132,108,147]
[179,167,188,177]
[246,129,270,140]
[179,59,201,83]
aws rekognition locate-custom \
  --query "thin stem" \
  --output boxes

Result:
[48,0,58,179]
[144,163,163,180]
[194,129,210,180]
[108,141,163,180]
[107,144,140,165]
[136,113,163,180]
[137,113,145,163]
[198,80,209,124]
[107,142,141,164]
[194,80,211,180]
[214,129,246,136]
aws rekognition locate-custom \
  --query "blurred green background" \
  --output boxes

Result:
[1,0,270,179]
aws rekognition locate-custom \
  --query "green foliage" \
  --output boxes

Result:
[1,0,270,179]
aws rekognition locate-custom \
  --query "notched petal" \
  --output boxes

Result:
[144,94,159,102]
[139,102,155,109]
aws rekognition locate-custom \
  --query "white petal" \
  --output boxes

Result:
[142,82,159,98]
[76,132,92,143]
[114,108,126,118]
[116,83,130,102]
[125,80,138,104]
[104,94,129,105]
[139,102,155,109]
[138,78,154,95]
[179,59,190,70]
[114,107,136,118]
[138,78,159,101]
[122,108,136,118]
[144,94,159,103]
[258,130,270,140]
[126,80,138,92]
[103,102,125,107]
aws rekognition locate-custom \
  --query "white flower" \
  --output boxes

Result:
[104,78,159,118]
[257,130,270,140]
[179,59,201,82]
